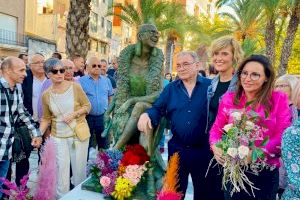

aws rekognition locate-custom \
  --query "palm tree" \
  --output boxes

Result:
[66,0,91,59]
[219,0,262,42]
[216,0,280,65]
[278,0,300,75]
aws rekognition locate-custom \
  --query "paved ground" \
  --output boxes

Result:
[11,133,193,199]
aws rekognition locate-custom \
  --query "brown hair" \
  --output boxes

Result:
[234,54,275,113]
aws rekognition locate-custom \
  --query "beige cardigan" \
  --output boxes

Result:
[41,82,91,136]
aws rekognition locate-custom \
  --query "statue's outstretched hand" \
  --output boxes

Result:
[138,113,152,133]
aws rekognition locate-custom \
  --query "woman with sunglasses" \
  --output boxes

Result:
[209,54,291,200]
[206,36,244,200]
[39,58,91,198]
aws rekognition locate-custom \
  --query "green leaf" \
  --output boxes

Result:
[264,110,270,118]
[251,149,258,163]
[255,148,265,159]
[260,136,269,146]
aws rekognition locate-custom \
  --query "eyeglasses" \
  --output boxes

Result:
[51,68,65,74]
[240,70,261,81]
[275,84,290,88]
[92,64,101,68]
[176,62,196,69]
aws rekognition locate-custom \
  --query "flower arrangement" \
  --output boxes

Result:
[213,109,271,196]
[157,152,182,200]
[87,144,150,200]
[0,174,31,200]
[0,139,57,200]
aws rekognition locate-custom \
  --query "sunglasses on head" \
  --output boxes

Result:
[92,64,101,68]
[51,68,65,74]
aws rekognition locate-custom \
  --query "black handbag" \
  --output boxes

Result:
[12,120,33,162]
[0,83,33,162]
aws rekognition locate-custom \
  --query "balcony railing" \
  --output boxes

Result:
[0,29,27,47]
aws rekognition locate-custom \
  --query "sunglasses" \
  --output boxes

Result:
[51,69,65,74]
[92,64,101,68]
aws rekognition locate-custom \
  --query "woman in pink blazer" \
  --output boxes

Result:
[209,54,292,200]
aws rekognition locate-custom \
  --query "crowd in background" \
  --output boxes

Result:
[0,36,299,200]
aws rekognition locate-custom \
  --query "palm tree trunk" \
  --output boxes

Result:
[165,36,175,73]
[66,0,91,59]
[277,4,300,76]
[264,18,276,65]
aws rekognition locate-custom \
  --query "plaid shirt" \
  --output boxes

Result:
[0,77,41,161]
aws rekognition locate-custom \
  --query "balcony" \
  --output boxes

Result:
[0,29,27,47]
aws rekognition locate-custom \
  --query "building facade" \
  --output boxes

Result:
[0,0,27,58]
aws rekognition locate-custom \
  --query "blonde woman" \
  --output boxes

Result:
[40,58,91,198]
[206,36,244,200]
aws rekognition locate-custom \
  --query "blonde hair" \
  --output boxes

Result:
[293,80,300,108]
[210,36,244,67]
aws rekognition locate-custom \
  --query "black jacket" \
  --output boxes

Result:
[21,69,34,115]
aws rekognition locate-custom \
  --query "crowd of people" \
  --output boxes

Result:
[0,35,299,200]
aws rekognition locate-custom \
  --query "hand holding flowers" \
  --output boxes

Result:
[211,109,271,196]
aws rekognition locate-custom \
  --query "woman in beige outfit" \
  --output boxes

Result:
[39,58,91,198]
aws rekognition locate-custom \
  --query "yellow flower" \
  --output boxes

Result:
[112,177,134,200]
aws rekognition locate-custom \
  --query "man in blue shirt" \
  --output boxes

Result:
[138,51,213,199]
[79,57,113,150]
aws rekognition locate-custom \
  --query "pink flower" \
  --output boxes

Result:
[100,176,111,188]
[122,165,147,186]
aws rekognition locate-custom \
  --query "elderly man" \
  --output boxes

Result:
[79,57,113,151]
[0,57,42,198]
[107,57,118,81]
[138,51,213,199]
[7,53,46,186]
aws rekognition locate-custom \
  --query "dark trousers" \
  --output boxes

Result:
[168,142,216,200]
[86,114,106,149]
[6,152,31,186]
[224,168,279,200]
[0,160,10,199]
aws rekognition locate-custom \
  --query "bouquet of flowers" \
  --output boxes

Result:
[87,144,150,200]
[214,109,270,196]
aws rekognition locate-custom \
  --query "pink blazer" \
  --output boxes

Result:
[209,91,292,167]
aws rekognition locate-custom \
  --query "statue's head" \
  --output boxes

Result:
[137,24,159,48]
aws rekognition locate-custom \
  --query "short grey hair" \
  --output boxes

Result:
[276,74,299,91]
[177,51,199,62]
[44,58,63,74]
[28,53,44,64]
[100,59,107,64]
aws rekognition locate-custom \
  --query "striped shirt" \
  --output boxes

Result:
[0,77,41,160]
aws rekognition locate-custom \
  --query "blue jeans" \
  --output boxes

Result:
[0,160,10,198]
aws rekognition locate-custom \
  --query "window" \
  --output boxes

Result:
[106,20,112,38]
[90,12,98,33]
[0,13,17,45]
[101,17,105,28]
[100,42,107,54]
[37,0,54,14]
[103,0,106,3]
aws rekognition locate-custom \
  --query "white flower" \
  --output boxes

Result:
[231,111,242,121]
[237,145,250,159]
[223,123,233,132]
[227,148,238,158]
[245,121,255,130]
[291,164,299,173]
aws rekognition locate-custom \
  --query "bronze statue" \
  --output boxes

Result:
[102,24,166,199]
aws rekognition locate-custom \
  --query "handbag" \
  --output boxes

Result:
[0,83,33,162]
[74,122,90,141]
[51,91,90,142]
